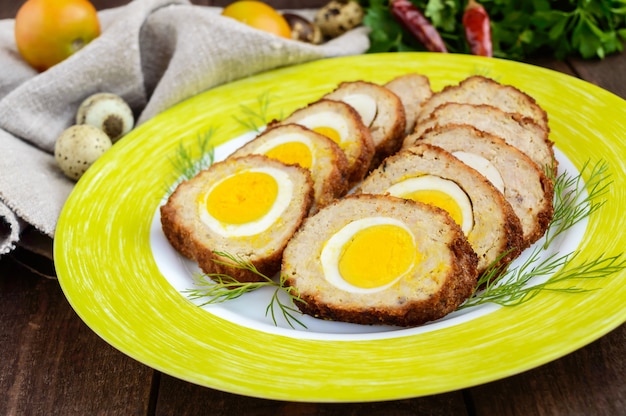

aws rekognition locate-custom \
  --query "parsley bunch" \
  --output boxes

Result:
[360,0,626,60]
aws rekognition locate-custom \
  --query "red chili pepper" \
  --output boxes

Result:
[463,0,492,57]
[390,0,448,53]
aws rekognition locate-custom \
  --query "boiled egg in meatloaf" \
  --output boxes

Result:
[385,175,474,235]
[197,165,294,237]
[320,217,418,294]
[323,80,406,169]
[291,110,350,148]
[358,144,525,276]
[228,123,351,211]
[451,151,505,194]
[276,99,375,187]
[337,93,378,127]
[254,133,314,169]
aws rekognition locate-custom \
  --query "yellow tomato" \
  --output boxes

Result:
[221,1,291,39]
[14,0,101,72]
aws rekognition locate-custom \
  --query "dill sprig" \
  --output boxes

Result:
[184,251,307,329]
[461,249,626,309]
[232,91,274,133]
[544,160,611,247]
[165,129,216,196]
[461,159,624,309]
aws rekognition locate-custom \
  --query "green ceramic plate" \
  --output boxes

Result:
[55,53,626,402]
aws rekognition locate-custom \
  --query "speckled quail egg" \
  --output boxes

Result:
[54,124,112,181]
[314,0,364,39]
[76,92,134,142]
[283,13,324,44]
[386,175,474,235]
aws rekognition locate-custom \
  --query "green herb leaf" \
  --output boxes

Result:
[185,251,307,329]
[358,0,626,60]
[165,128,216,196]
[545,160,611,248]
[233,91,275,133]
[461,250,626,309]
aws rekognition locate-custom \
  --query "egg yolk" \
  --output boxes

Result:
[312,126,342,145]
[402,190,464,227]
[338,224,417,288]
[205,171,277,224]
[264,142,313,169]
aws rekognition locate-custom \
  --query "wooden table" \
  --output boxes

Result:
[2,3,626,415]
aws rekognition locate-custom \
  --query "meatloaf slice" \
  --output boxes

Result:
[282,194,478,327]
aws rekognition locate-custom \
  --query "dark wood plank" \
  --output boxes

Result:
[0,0,22,19]
[527,56,577,77]
[0,256,155,415]
[568,52,626,100]
[154,373,469,416]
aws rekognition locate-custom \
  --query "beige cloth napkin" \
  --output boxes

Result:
[0,0,369,263]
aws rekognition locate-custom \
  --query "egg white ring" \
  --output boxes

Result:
[452,151,505,194]
[252,133,317,168]
[197,167,294,237]
[386,175,474,235]
[295,112,350,146]
[340,93,378,128]
[320,217,417,294]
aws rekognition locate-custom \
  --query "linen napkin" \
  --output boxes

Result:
[0,0,370,269]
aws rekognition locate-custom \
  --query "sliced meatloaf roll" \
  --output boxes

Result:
[229,123,350,213]
[384,72,433,135]
[282,193,478,327]
[274,98,375,188]
[416,75,549,132]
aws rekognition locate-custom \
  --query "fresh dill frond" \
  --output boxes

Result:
[184,251,307,329]
[472,66,499,81]
[462,159,624,309]
[165,128,216,196]
[266,274,308,329]
[544,160,611,247]
[233,91,273,133]
[461,251,626,309]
